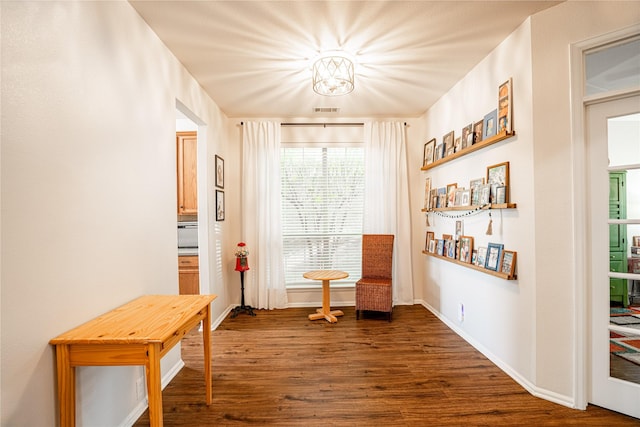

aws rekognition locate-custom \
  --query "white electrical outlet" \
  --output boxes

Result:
[458,303,464,323]
[136,377,145,400]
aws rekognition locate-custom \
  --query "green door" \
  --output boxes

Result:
[609,171,627,307]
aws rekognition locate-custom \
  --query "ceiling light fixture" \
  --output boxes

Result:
[312,51,355,96]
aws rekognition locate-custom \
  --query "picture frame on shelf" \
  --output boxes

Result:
[455,221,463,240]
[461,123,473,149]
[424,177,431,210]
[215,155,225,189]
[477,247,487,267]
[485,243,504,271]
[495,185,507,204]
[498,78,513,133]
[487,161,510,204]
[428,239,436,253]
[215,190,225,221]
[446,239,456,258]
[435,143,444,161]
[471,250,478,265]
[442,234,453,241]
[479,184,491,205]
[470,178,484,206]
[423,138,436,166]
[501,250,517,277]
[454,136,462,153]
[446,183,457,207]
[460,189,471,206]
[459,236,474,263]
[430,188,438,210]
[443,131,455,157]
[436,239,444,256]
[454,188,464,206]
[425,231,434,251]
[473,120,484,144]
[483,109,497,139]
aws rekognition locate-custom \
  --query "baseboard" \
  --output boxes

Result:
[416,299,577,410]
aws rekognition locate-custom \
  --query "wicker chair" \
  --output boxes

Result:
[355,234,395,321]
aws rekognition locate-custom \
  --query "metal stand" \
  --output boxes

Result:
[231,271,255,317]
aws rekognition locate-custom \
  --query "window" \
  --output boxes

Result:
[281,146,364,287]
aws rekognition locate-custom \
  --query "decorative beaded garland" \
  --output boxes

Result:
[426,204,492,219]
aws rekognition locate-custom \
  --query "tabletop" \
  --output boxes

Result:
[49,294,216,345]
[303,270,349,281]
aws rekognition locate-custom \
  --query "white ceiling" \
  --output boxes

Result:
[129,1,561,119]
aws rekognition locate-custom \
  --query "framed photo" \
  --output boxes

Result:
[470,178,484,206]
[436,239,444,256]
[485,243,504,271]
[437,187,447,208]
[495,186,507,204]
[477,247,487,267]
[425,231,434,251]
[487,162,510,204]
[430,188,438,210]
[473,120,484,144]
[479,184,491,205]
[423,138,436,166]
[483,109,497,139]
[443,131,454,157]
[454,188,464,206]
[501,250,517,277]
[446,183,457,207]
[215,190,225,221]
[435,143,444,161]
[498,78,513,133]
[459,236,474,263]
[424,177,431,210]
[460,189,471,206]
[445,239,456,258]
[215,155,225,189]
[428,238,436,253]
[442,234,453,241]
[471,249,478,265]
[454,136,462,153]
[455,220,463,240]
[461,123,473,149]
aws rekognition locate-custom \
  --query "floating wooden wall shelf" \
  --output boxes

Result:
[422,251,517,280]
[421,130,515,172]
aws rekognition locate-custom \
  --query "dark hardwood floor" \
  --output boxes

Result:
[134,305,639,426]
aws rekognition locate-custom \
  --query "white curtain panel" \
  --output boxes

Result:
[241,121,288,309]
[363,121,415,305]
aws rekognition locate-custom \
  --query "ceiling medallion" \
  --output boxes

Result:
[312,51,355,96]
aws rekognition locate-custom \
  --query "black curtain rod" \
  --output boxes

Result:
[239,122,407,127]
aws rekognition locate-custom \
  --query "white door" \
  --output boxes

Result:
[587,94,640,418]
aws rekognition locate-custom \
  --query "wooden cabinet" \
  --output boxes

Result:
[177,131,198,216]
[609,171,627,306]
[178,255,199,295]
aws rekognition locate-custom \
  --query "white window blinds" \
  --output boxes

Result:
[281,146,364,287]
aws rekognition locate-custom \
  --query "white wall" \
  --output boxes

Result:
[411,18,537,387]
[529,0,640,400]
[1,2,233,425]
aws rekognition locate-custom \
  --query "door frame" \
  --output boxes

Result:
[570,24,640,410]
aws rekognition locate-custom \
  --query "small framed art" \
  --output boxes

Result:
[487,162,510,204]
[473,120,484,144]
[476,247,487,267]
[479,184,491,205]
[215,155,225,189]
[498,78,513,133]
[446,183,457,207]
[425,231,434,251]
[423,138,436,167]
[483,109,497,139]
[459,236,474,263]
[501,250,517,277]
[495,186,507,204]
[461,123,473,149]
[443,131,454,157]
[485,243,504,271]
[424,177,431,210]
[215,190,225,221]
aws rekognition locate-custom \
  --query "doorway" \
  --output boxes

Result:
[587,95,640,418]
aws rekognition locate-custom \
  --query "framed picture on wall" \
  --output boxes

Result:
[459,236,474,263]
[483,109,497,139]
[423,138,436,166]
[501,250,517,277]
[473,120,484,144]
[487,162,510,204]
[498,78,513,133]
[485,243,504,271]
[215,155,225,189]
[216,190,225,221]
[461,123,473,149]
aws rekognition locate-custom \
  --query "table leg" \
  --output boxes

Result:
[308,280,344,323]
[146,343,163,427]
[55,344,75,427]
[203,303,212,405]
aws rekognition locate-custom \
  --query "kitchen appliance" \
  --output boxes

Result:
[177,221,198,250]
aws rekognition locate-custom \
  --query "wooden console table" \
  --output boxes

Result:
[49,294,217,427]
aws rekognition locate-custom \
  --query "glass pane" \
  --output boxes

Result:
[586,38,640,96]
[609,112,640,384]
